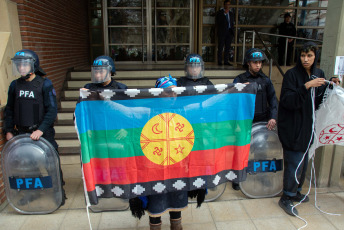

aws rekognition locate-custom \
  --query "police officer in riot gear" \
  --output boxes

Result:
[84,55,127,90]
[4,49,66,206]
[232,48,278,190]
[234,48,278,127]
[177,54,213,87]
[4,49,58,147]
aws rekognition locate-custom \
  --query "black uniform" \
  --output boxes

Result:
[177,77,213,87]
[233,71,278,122]
[4,76,58,149]
[278,22,296,66]
[216,8,235,65]
[84,78,128,90]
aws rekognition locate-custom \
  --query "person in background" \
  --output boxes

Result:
[215,0,235,66]
[278,13,296,66]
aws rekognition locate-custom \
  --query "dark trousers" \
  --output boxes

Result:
[217,32,233,64]
[278,40,294,66]
[282,150,309,197]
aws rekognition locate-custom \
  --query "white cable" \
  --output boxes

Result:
[291,84,341,230]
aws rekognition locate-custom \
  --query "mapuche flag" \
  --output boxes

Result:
[74,83,257,205]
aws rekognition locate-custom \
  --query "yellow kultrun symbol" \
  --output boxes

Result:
[140,113,195,166]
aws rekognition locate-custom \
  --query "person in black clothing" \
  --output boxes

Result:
[216,0,235,66]
[177,54,213,87]
[84,55,127,90]
[232,48,278,190]
[277,42,332,216]
[278,13,296,66]
[4,49,66,205]
[4,50,58,146]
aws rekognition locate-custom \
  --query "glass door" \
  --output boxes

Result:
[104,0,193,63]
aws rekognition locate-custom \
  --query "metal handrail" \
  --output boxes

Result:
[242,30,323,78]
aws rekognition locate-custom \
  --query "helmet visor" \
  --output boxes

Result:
[12,59,34,77]
[91,66,111,83]
[186,63,204,79]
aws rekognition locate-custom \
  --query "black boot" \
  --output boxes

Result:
[291,192,309,203]
[232,182,240,191]
[279,195,298,216]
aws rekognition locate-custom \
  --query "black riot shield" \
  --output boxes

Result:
[1,134,63,214]
[239,122,283,198]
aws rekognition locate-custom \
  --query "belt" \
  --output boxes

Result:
[17,124,38,133]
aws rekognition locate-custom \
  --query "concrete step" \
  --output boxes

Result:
[55,126,77,139]
[61,101,77,109]
[57,139,80,155]
[57,112,74,123]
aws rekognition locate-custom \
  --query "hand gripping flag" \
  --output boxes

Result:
[309,85,344,159]
[74,83,257,205]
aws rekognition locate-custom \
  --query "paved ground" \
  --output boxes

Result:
[0,163,343,230]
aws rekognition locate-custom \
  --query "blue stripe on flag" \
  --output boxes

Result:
[75,93,255,134]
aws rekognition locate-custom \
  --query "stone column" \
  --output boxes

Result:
[316,0,344,187]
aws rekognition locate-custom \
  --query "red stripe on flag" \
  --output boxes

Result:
[83,144,250,192]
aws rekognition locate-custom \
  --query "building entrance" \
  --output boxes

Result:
[104,0,193,63]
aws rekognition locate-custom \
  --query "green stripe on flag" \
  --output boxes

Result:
[80,119,252,163]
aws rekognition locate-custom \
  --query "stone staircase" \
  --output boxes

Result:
[55,69,245,155]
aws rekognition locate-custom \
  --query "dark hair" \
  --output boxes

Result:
[300,42,318,55]
[284,13,291,18]
[224,0,231,4]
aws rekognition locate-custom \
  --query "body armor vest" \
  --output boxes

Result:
[238,73,268,121]
[14,76,45,127]
[88,79,119,90]
[177,77,210,86]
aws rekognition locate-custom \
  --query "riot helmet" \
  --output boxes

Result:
[185,54,204,80]
[244,48,267,67]
[11,49,46,79]
[91,56,116,83]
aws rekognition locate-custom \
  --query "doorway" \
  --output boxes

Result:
[104,0,193,63]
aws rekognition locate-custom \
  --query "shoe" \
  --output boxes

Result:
[291,192,309,203]
[224,62,233,66]
[232,182,240,191]
[279,196,298,216]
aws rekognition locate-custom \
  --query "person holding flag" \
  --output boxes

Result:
[130,75,187,230]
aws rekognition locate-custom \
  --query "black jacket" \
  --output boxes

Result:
[215,8,235,37]
[278,22,296,44]
[177,77,213,87]
[234,71,278,122]
[277,53,327,152]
